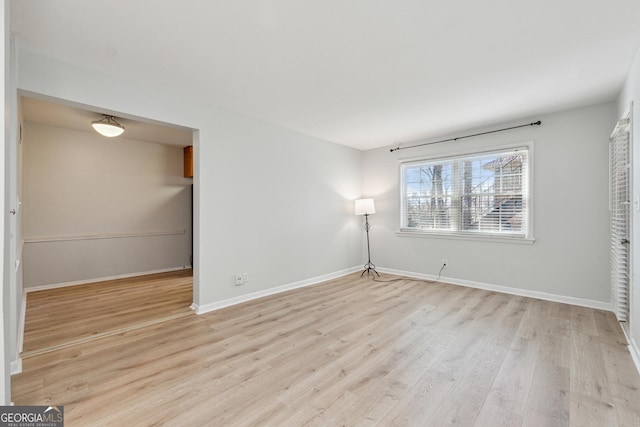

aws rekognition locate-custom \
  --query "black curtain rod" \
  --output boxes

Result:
[389,120,542,153]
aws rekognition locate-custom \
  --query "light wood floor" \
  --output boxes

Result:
[13,272,640,426]
[22,269,193,356]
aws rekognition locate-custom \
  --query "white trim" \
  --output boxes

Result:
[17,238,23,264]
[25,266,191,292]
[376,267,613,312]
[628,338,640,376]
[192,266,360,315]
[24,229,185,243]
[10,359,21,376]
[11,293,26,376]
[626,101,637,376]
[398,140,535,242]
[396,229,536,244]
[16,292,26,354]
[621,325,640,376]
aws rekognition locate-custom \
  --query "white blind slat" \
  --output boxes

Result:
[609,118,630,322]
[400,147,529,238]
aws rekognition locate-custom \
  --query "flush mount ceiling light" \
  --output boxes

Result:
[91,115,125,137]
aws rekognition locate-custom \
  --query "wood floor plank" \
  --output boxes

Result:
[522,331,571,427]
[22,269,193,354]
[481,335,538,417]
[13,272,640,426]
[474,402,523,427]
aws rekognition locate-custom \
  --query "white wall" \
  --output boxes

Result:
[363,102,615,304]
[22,122,192,287]
[16,50,363,307]
[618,46,640,366]
[0,0,9,404]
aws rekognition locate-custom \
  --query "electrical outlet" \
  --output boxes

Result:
[234,274,244,286]
[442,259,448,267]
[242,273,248,283]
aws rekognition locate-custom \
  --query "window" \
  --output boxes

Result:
[399,145,531,240]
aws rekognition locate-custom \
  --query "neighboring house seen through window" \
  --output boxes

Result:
[399,145,532,240]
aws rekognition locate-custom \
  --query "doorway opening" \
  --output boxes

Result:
[16,94,199,355]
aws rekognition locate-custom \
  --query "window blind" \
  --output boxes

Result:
[400,147,529,238]
[610,118,630,322]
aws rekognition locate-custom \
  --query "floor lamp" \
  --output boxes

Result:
[355,198,379,277]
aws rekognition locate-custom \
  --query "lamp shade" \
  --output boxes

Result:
[355,198,375,215]
[91,115,125,137]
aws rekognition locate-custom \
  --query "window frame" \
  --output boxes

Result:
[397,142,535,244]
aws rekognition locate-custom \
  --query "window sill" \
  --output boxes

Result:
[396,229,536,245]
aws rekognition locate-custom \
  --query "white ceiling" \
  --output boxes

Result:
[21,96,193,147]
[11,0,640,150]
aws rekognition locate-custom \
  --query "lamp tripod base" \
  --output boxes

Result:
[360,261,380,278]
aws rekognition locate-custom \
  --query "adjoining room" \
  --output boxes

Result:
[19,96,195,355]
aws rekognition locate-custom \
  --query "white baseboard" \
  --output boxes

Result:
[192,266,360,315]
[25,266,191,293]
[10,358,22,376]
[376,267,613,312]
[623,330,640,376]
